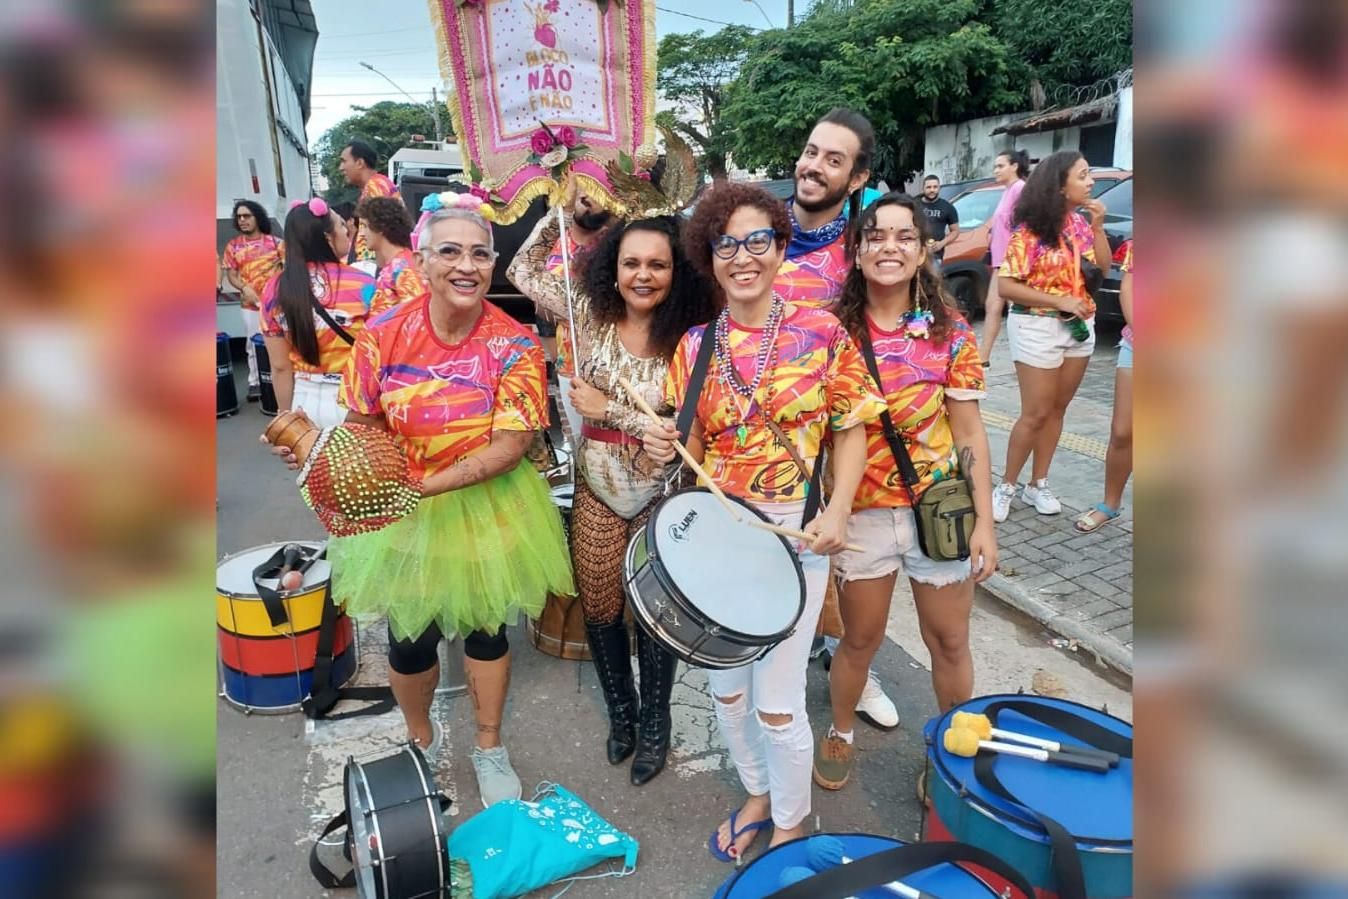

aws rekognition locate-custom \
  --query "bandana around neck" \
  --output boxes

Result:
[787,199,847,259]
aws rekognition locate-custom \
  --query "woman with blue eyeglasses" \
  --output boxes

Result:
[643,182,884,860]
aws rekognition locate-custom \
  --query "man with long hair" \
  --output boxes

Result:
[221,199,282,401]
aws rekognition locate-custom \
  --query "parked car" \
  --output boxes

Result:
[938,177,995,202]
[1091,177,1134,322]
[938,169,1132,318]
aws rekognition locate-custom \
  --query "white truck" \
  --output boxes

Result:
[215,0,317,337]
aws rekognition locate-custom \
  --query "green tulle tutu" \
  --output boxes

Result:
[329,461,574,641]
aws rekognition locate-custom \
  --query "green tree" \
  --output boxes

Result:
[656,26,755,179]
[312,101,440,205]
[722,0,1023,186]
[988,0,1133,104]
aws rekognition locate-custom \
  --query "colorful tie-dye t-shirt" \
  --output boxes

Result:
[340,299,547,478]
[665,303,885,504]
[259,262,382,375]
[1118,239,1134,346]
[545,231,586,379]
[998,212,1098,318]
[375,247,428,309]
[355,174,401,262]
[774,236,849,310]
[222,234,284,308]
[853,313,986,511]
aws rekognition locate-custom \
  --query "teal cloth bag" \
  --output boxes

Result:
[448,783,638,899]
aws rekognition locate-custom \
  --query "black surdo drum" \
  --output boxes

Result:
[344,744,450,898]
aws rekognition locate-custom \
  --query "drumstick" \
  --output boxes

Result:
[751,520,864,554]
[951,711,1120,767]
[943,726,1109,773]
[616,377,741,522]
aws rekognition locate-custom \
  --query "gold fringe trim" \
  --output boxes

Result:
[493,177,561,226]
[637,0,657,151]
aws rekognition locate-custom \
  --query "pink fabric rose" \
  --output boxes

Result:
[557,126,578,148]
[468,184,491,201]
[530,129,555,156]
[635,171,652,182]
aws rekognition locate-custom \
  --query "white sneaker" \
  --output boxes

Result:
[855,670,899,731]
[991,482,1017,522]
[1022,479,1062,515]
[471,745,522,807]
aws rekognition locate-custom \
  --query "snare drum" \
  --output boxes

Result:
[345,744,450,899]
[525,483,590,660]
[623,488,804,669]
[216,542,358,713]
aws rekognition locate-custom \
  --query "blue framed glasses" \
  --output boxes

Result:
[710,228,777,260]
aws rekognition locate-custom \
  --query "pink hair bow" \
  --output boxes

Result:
[289,198,330,217]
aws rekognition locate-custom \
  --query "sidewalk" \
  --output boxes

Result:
[977,322,1134,676]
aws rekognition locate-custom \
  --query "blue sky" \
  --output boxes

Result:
[307,0,809,144]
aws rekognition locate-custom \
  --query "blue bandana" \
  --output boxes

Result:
[786,199,847,260]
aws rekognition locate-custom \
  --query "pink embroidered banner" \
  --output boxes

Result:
[431,0,657,224]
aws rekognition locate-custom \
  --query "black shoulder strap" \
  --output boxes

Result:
[251,543,313,628]
[308,810,355,889]
[312,298,357,345]
[765,840,1036,899]
[857,333,920,506]
[970,702,1134,899]
[675,324,718,444]
[302,578,398,721]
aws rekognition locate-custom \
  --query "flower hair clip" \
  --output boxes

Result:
[290,197,329,217]
[412,188,498,250]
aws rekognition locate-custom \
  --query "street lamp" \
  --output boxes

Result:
[743,0,774,28]
[359,61,443,141]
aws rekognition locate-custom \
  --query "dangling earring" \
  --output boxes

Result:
[902,275,934,340]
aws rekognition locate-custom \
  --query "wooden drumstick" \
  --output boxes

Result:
[616,377,741,522]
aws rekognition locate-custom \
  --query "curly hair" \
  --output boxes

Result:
[1012,149,1083,247]
[232,199,272,235]
[356,196,414,249]
[579,216,717,360]
[682,181,791,288]
[836,192,958,348]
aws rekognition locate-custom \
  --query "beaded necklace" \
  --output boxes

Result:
[714,294,786,447]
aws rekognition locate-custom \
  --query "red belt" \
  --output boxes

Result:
[581,423,642,447]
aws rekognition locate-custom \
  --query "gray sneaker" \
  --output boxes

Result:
[471,745,522,807]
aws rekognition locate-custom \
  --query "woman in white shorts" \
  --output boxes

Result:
[259,198,385,427]
[990,151,1113,522]
[811,193,999,792]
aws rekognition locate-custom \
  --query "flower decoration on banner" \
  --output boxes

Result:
[432,0,655,223]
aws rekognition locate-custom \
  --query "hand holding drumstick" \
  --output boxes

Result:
[625,378,860,554]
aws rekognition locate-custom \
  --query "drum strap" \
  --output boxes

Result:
[971,701,1134,899]
[301,581,398,721]
[675,324,718,445]
[309,792,453,889]
[251,543,319,628]
[764,840,1036,899]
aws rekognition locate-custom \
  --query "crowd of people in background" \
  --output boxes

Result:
[226,114,1133,848]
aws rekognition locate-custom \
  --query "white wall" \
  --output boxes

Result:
[924,112,1088,183]
[1113,86,1133,169]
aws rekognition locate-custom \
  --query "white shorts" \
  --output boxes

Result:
[292,374,346,428]
[835,506,972,587]
[1007,312,1095,369]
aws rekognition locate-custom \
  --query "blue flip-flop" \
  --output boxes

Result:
[707,808,772,863]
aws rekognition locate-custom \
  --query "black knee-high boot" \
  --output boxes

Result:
[631,628,677,785]
[585,619,639,765]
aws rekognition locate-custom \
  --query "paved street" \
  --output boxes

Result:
[214,326,1131,898]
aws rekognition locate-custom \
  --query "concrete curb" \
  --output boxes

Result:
[981,571,1134,677]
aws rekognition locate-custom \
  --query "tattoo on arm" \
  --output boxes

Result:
[958,445,980,498]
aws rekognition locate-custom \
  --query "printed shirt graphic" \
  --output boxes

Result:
[259,262,381,374]
[998,211,1098,318]
[355,174,401,262]
[665,303,885,504]
[774,236,849,310]
[854,313,986,510]
[1119,239,1134,346]
[341,299,547,478]
[545,231,585,378]
[375,247,429,309]
[222,234,283,308]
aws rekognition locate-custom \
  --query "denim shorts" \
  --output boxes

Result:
[1117,336,1133,370]
[835,506,972,587]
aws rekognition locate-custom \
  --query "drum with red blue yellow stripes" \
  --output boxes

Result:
[216,542,358,713]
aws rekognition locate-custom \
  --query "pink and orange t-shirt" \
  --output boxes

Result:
[1118,239,1134,345]
[853,314,986,510]
[259,262,382,375]
[375,248,429,309]
[545,232,586,378]
[774,237,849,310]
[340,299,547,478]
[665,303,885,505]
[998,211,1098,318]
[355,174,401,262]
[222,234,284,309]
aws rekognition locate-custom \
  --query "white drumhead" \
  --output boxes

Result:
[217,542,330,595]
[650,492,801,637]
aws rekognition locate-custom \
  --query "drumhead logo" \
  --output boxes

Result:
[668,509,699,542]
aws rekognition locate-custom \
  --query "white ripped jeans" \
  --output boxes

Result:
[706,500,828,832]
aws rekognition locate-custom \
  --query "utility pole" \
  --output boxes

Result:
[430,87,444,143]
[787,0,794,27]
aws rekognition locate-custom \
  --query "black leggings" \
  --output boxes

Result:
[386,623,509,674]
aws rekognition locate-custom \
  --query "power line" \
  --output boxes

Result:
[654,6,761,29]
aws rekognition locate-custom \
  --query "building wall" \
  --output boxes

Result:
[924,112,1098,182]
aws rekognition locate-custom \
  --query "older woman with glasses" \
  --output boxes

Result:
[643,182,884,860]
[290,193,574,808]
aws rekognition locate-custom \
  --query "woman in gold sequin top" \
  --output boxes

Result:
[512,214,716,785]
